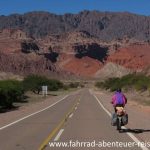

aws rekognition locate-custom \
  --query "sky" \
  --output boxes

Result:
[0,0,150,16]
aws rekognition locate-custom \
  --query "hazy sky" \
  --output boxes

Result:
[0,0,150,16]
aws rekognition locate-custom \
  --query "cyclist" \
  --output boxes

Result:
[111,88,127,112]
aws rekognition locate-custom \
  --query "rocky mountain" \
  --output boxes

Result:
[0,11,150,79]
[0,11,150,41]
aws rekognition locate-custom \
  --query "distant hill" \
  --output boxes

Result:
[94,62,133,79]
[0,11,150,41]
[1,11,150,79]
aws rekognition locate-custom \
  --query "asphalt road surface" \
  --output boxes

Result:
[0,89,149,150]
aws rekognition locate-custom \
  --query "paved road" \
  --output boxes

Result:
[0,89,148,150]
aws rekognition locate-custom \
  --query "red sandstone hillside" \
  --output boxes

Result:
[107,44,150,71]
[0,28,150,79]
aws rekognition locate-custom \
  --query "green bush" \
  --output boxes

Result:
[133,75,150,91]
[23,75,63,93]
[0,80,24,109]
[47,79,63,91]
[69,82,79,88]
[95,74,150,92]
[95,82,105,89]
[23,75,48,93]
[103,77,121,91]
[63,85,69,90]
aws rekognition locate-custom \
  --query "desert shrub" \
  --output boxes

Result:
[23,75,63,93]
[103,77,121,91]
[69,82,80,88]
[0,80,24,109]
[95,74,150,92]
[133,75,150,91]
[63,85,69,90]
[23,75,47,94]
[95,82,105,89]
[47,79,63,91]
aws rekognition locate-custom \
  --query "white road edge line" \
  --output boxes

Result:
[54,129,64,141]
[90,90,149,150]
[0,95,69,130]
[69,113,73,118]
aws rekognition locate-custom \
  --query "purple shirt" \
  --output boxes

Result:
[111,92,127,106]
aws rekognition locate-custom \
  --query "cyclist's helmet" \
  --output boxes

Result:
[116,88,121,93]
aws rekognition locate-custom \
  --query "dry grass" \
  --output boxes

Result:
[0,72,23,81]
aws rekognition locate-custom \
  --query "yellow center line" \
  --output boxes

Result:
[38,98,80,150]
